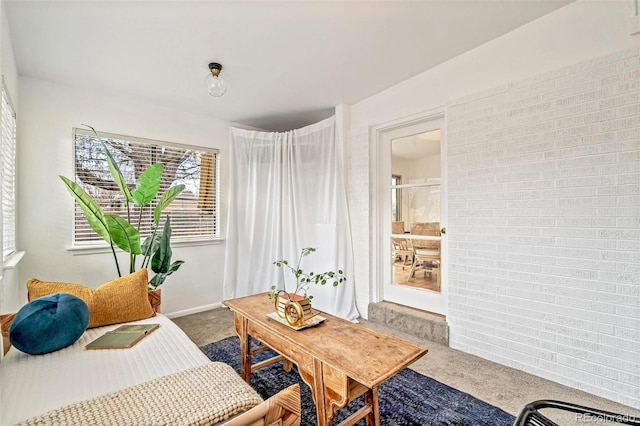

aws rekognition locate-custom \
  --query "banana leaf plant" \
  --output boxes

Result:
[60,126,185,288]
[148,217,185,289]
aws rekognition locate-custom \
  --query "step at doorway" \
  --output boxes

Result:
[368,301,449,346]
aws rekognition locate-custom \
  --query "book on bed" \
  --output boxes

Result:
[86,324,159,350]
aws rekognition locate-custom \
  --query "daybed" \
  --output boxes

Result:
[1,313,300,425]
[0,271,300,426]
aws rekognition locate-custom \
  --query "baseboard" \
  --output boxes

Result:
[164,302,224,319]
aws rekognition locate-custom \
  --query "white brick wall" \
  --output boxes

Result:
[447,47,640,408]
[347,126,371,316]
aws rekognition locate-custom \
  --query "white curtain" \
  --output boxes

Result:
[223,117,359,321]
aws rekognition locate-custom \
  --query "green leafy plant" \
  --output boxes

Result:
[60,125,185,289]
[268,247,346,301]
[147,217,185,289]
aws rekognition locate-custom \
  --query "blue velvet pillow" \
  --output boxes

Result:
[9,293,90,355]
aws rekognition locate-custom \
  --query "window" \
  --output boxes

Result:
[72,128,219,246]
[1,83,17,261]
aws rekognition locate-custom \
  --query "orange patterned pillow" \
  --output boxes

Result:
[27,269,155,328]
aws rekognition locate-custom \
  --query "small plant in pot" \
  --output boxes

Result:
[268,247,346,327]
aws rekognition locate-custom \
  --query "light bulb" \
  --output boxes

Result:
[207,74,227,97]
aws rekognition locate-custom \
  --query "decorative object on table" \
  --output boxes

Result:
[265,311,327,330]
[59,125,185,290]
[9,293,90,355]
[268,247,345,327]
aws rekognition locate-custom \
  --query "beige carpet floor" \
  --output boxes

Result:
[173,307,640,420]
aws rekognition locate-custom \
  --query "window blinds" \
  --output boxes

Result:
[72,128,219,246]
[1,86,16,261]
[0,84,16,260]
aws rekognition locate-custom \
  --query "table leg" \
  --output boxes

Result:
[236,315,252,384]
[309,358,331,426]
[364,387,380,426]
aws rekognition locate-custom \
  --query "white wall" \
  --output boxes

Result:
[13,77,230,316]
[0,0,20,327]
[347,0,639,409]
[447,47,639,409]
[0,2,16,98]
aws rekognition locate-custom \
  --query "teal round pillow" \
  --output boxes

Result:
[9,293,89,355]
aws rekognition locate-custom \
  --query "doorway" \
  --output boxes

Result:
[372,111,447,315]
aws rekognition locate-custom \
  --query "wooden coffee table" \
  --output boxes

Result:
[224,293,427,426]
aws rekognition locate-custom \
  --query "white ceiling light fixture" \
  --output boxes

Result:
[206,62,227,97]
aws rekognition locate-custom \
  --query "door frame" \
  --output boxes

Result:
[369,107,448,314]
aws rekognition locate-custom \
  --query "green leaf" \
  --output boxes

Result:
[131,163,163,206]
[148,273,163,290]
[100,140,134,203]
[149,260,184,289]
[141,232,162,258]
[166,260,185,274]
[302,247,316,256]
[59,176,112,244]
[82,124,98,134]
[152,218,173,273]
[104,215,142,254]
[153,185,185,224]
[148,260,184,289]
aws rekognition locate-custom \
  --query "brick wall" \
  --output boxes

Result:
[446,47,639,408]
[347,126,372,315]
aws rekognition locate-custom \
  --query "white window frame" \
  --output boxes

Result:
[1,80,17,263]
[69,128,221,253]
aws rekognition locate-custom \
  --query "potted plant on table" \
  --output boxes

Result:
[268,247,346,327]
[59,126,185,311]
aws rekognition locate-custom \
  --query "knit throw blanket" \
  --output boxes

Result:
[18,362,263,426]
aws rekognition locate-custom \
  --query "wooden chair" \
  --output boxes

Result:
[391,221,412,268]
[223,384,301,426]
[408,222,441,284]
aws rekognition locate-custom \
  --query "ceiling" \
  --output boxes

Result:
[5,1,572,131]
[392,130,441,161]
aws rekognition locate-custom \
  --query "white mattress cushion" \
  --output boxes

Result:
[0,314,211,425]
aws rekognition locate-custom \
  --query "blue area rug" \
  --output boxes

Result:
[200,336,515,426]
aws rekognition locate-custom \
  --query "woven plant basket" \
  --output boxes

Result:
[148,288,162,313]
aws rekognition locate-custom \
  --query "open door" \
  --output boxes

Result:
[376,114,447,315]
